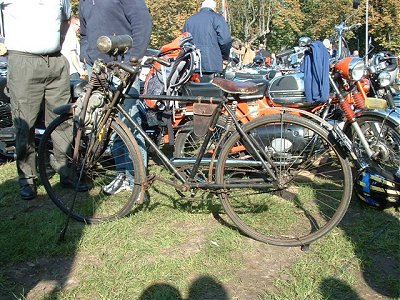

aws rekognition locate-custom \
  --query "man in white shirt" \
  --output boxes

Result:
[0,0,72,200]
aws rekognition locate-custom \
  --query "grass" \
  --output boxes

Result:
[0,160,399,300]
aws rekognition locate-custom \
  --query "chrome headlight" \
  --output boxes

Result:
[350,59,365,81]
[378,71,392,87]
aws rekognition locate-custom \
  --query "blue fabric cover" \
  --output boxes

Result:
[300,41,330,102]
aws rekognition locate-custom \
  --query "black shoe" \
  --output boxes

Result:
[20,184,37,200]
[60,178,89,192]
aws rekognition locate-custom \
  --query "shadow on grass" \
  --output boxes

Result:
[138,275,228,300]
[319,277,362,299]
[337,199,400,298]
[0,175,86,300]
[148,184,220,215]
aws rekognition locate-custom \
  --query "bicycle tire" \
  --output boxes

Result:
[344,114,400,172]
[215,114,353,246]
[38,114,145,223]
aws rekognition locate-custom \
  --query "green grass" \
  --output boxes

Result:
[0,161,399,299]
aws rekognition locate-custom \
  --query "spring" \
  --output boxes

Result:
[225,100,238,129]
[340,100,355,121]
[88,72,108,88]
[353,91,366,109]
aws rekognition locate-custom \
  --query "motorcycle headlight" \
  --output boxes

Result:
[350,59,365,81]
[334,57,365,81]
[378,71,392,87]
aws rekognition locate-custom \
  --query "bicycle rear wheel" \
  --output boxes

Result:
[38,114,145,223]
[215,114,353,246]
[174,118,227,158]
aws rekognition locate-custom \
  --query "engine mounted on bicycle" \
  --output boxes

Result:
[73,59,113,133]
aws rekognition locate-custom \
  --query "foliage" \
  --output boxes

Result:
[71,0,79,15]
[369,0,400,53]
[146,0,199,48]
[70,0,400,54]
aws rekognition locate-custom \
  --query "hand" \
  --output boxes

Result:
[130,56,139,66]
[80,69,89,80]
[0,43,7,56]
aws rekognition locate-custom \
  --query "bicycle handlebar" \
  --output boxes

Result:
[107,56,171,76]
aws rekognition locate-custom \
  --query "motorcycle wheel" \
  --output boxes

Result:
[0,101,12,128]
[344,115,400,172]
[215,114,353,246]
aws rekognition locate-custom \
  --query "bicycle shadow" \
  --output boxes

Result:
[138,275,229,300]
[0,173,86,299]
[337,199,400,298]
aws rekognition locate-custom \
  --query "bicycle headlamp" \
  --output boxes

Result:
[378,71,392,87]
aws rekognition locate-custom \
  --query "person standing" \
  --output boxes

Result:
[182,0,232,75]
[61,15,85,80]
[79,0,152,195]
[242,42,255,65]
[256,43,271,64]
[0,0,71,200]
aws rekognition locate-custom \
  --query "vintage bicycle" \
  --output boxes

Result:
[38,35,353,247]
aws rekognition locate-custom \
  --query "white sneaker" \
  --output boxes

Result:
[103,173,133,195]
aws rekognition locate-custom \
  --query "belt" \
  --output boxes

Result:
[8,50,62,67]
[8,50,61,57]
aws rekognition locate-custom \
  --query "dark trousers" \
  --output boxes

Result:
[7,51,71,186]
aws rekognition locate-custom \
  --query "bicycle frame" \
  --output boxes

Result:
[70,58,281,193]
[117,93,277,190]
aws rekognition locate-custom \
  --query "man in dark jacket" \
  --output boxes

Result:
[79,0,151,66]
[183,0,232,74]
[79,0,152,195]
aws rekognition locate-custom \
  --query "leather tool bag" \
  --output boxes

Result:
[193,103,218,137]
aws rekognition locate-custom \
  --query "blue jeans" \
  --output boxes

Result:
[111,78,147,182]
[87,64,147,182]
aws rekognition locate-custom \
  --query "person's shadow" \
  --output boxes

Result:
[138,275,229,300]
[319,277,362,299]
[0,116,87,300]
[0,176,86,300]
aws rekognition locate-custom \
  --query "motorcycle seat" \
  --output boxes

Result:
[212,77,259,95]
[182,81,223,98]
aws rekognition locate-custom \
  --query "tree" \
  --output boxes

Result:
[369,0,400,53]
[228,0,304,52]
[70,0,400,54]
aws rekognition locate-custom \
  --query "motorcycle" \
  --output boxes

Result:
[170,35,400,208]
[365,51,400,110]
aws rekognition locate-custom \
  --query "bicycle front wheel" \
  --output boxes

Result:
[215,114,353,246]
[38,114,145,223]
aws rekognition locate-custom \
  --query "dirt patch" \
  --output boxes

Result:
[227,239,300,299]
[2,257,80,300]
